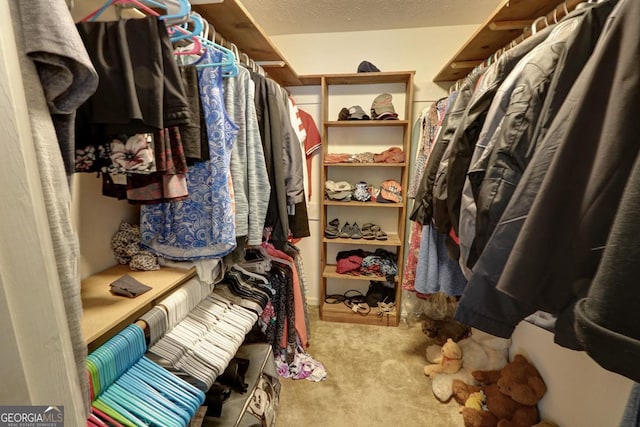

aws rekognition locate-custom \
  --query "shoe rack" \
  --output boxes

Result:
[319,71,415,326]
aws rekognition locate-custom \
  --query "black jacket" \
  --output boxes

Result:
[455,0,623,349]
[440,28,551,236]
[409,69,483,225]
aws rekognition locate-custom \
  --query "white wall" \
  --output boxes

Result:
[72,174,139,279]
[511,322,634,426]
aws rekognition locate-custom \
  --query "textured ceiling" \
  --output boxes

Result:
[240,0,503,35]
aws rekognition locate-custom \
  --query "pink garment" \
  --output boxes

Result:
[336,255,362,274]
[402,221,423,291]
[324,153,351,163]
[265,244,309,350]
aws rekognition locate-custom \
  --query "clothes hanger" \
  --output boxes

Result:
[530,16,549,35]
[156,0,191,26]
[170,12,204,43]
[194,24,239,76]
[81,0,160,22]
[87,324,204,427]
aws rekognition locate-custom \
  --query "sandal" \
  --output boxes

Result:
[375,230,388,241]
[343,289,371,316]
[361,223,376,240]
[370,225,388,241]
[324,218,340,239]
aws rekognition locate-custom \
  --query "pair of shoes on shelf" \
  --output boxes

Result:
[361,223,388,240]
[339,222,362,239]
[325,218,340,239]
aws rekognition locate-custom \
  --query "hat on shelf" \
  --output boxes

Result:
[338,107,351,121]
[370,93,399,120]
[347,105,370,120]
[357,60,381,73]
[378,179,402,203]
[325,180,353,200]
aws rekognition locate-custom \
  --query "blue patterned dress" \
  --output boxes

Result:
[140,50,239,259]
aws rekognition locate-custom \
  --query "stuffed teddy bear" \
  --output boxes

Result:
[426,328,510,402]
[451,354,547,427]
[424,338,463,377]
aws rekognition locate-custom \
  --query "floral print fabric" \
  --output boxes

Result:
[75,133,156,174]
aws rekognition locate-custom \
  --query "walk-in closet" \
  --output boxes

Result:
[1,0,638,426]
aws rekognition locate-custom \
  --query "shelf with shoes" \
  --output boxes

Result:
[324,120,410,127]
[322,233,402,246]
[322,163,407,167]
[323,200,403,207]
[319,71,414,327]
[322,265,397,282]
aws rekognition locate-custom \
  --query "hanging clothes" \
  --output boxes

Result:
[224,66,271,246]
[402,99,448,292]
[409,67,483,226]
[298,108,322,200]
[441,26,552,271]
[179,65,210,164]
[11,0,98,414]
[141,49,239,259]
[74,16,191,174]
[470,7,603,259]
[17,0,98,179]
[455,0,632,349]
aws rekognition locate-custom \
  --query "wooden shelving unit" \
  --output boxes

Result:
[319,71,414,327]
[433,0,584,82]
[322,233,402,246]
[324,120,410,127]
[81,264,195,351]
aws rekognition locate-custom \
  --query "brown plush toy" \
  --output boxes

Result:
[451,354,547,427]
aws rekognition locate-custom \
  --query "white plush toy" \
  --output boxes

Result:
[425,328,510,402]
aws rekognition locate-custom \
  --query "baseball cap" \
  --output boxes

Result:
[338,107,350,121]
[357,61,380,73]
[347,105,370,120]
[378,179,402,203]
[370,93,399,120]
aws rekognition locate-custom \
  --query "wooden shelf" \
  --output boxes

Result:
[192,0,303,86]
[324,120,409,127]
[323,71,415,85]
[323,233,402,246]
[323,265,395,282]
[433,0,583,82]
[319,71,412,328]
[324,200,404,208]
[320,301,398,326]
[81,264,196,351]
[323,162,405,167]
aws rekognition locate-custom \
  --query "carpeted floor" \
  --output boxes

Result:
[276,307,464,427]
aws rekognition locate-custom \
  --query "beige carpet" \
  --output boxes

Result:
[276,307,464,427]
